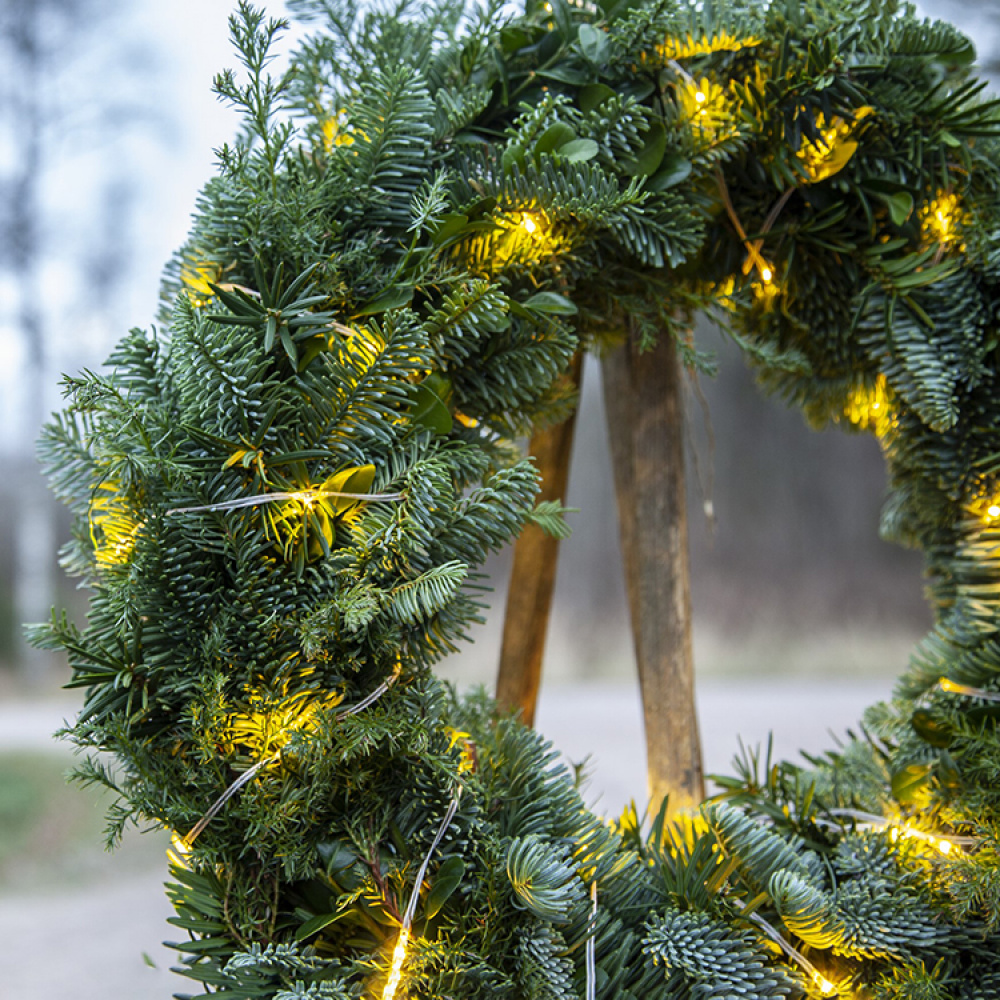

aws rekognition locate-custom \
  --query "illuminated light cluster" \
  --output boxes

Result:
[939,676,1000,703]
[180,254,224,308]
[659,30,761,60]
[888,823,957,856]
[484,209,556,269]
[445,726,478,773]
[381,927,410,1000]
[795,108,872,184]
[89,481,144,568]
[321,108,357,150]
[168,832,192,868]
[676,77,734,140]
[920,191,967,251]
[750,262,781,308]
[225,686,345,761]
[519,212,540,236]
[844,374,894,437]
[961,487,1000,526]
[813,971,838,996]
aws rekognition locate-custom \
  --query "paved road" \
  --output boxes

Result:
[0,677,894,1000]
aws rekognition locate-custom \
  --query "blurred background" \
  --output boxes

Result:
[0,2,996,996]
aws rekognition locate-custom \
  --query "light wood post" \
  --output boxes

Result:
[602,325,704,812]
[495,354,583,726]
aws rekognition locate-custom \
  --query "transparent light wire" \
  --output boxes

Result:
[586,881,598,1000]
[176,662,402,851]
[732,899,837,995]
[382,785,464,1000]
[166,489,404,516]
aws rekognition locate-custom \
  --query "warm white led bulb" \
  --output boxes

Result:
[760,266,773,283]
[695,90,706,103]
[988,504,1000,518]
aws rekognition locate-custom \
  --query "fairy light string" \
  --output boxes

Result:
[166,488,404,516]
[381,785,464,1000]
[938,677,1000,703]
[824,807,977,853]
[732,898,838,996]
[173,661,403,852]
[586,881,598,1000]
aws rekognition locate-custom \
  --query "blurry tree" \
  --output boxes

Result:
[0,0,161,674]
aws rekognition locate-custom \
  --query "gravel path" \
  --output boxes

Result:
[0,677,893,999]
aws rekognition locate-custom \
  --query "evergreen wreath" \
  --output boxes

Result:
[33,0,1000,996]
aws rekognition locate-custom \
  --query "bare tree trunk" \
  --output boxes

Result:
[496,353,584,726]
[602,324,704,812]
[7,0,57,677]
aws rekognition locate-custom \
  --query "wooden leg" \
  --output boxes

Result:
[602,326,704,812]
[495,354,583,727]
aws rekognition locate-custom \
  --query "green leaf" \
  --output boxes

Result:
[578,82,616,113]
[578,24,609,64]
[431,213,469,244]
[502,143,527,173]
[558,137,599,162]
[408,374,454,434]
[910,709,953,748]
[424,856,466,919]
[879,191,914,226]
[622,123,666,177]
[891,763,932,805]
[647,153,692,191]
[522,291,578,315]
[355,285,414,316]
[535,122,577,156]
[549,0,573,41]
[538,65,592,86]
[321,464,377,515]
[295,909,352,941]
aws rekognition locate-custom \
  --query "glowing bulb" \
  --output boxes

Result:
[813,972,837,996]
[381,927,410,1000]
[760,266,773,283]
[988,505,1000,519]
[521,214,538,235]
[695,90,706,103]
[937,839,953,855]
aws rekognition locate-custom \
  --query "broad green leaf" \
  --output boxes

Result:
[523,291,578,315]
[647,153,692,191]
[622,123,666,177]
[502,143,528,173]
[535,122,577,156]
[910,709,953,748]
[891,763,932,805]
[424,856,466,919]
[408,375,454,435]
[559,137,599,162]
[431,213,469,244]
[295,909,352,941]
[355,285,414,316]
[322,464,377,515]
[884,192,914,227]
[549,0,573,41]
[578,23,609,64]
[578,83,616,113]
[538,65,592,86]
